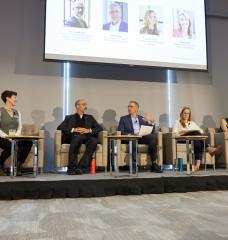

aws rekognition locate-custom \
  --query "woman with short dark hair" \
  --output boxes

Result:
[0,90,32,176]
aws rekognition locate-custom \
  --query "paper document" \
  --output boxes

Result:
[139,125,153,136]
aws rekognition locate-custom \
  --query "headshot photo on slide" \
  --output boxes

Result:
[173,9,196,39]
[139,5,163,35]
[102,1,128,33]
[64,0,90,28]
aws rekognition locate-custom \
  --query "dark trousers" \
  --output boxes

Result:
[178,132,209,160]
[0,138,33,167]
[129,133,157,164]
[68,134,99,170]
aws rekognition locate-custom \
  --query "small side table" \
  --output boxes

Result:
[6,135,44,178]
[106,135,142,177]
[173,135,208,175]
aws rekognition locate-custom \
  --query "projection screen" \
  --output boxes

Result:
[44,0,207,70]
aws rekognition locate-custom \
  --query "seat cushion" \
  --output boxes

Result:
[61,144,102,153]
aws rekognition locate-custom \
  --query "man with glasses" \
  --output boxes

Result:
[103,2,128,32]
[118,100,162,173]
[57,99,102,175]
[65,0,88,28]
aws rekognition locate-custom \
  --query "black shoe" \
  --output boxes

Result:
[67,169,76,175]
[82,167,90,174]
[67,165,76,175]
[151,163,163,173]
[75,168,83,175]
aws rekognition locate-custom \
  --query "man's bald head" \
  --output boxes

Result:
[75,99,88,114]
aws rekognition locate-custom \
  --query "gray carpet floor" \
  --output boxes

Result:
[0,191,228,240]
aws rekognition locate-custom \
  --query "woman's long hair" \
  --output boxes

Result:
[178,12,192,38]
[179,106,191,127]
[143,10,159,35]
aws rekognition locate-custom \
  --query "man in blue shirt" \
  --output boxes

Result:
[103,2,128,32]
[118,100,162,173]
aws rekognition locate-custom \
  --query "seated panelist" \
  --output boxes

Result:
[173,106,220,172]
[0,90,32,176]
[57,99,102,175]
[118,100,162,173]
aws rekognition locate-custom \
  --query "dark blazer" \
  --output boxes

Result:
[103,21,128,32]
[57,114,103,143]
[118,114,155,135]
[64,16,88,28]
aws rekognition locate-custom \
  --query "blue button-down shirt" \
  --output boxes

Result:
[131,116,140,135]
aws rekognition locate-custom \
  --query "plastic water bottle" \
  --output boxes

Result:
[178,158,183,172]
[90,159,96,174]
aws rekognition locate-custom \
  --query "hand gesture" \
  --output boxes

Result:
[142,115,155,123]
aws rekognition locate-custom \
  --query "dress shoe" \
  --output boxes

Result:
[75,168,83,175]
[151,163,163,173]
[82,167,90,174]
[67,169,76,175]
[207,145,222,156]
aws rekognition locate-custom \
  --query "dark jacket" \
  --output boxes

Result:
[118,114,155,135]
[57,113,102,143]
[103,20,128,32]
[64,16,88,28]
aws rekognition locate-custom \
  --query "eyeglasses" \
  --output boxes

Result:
[128,105,136,108]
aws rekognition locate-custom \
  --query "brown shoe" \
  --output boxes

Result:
[207,145,222,156]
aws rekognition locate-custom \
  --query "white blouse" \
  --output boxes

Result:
[172,120,203,135]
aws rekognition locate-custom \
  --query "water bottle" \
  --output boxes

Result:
[90,159,96,174]
[178,158,183,172]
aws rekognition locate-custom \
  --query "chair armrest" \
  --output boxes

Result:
[215,132,228,148]
[206,130,215,147]
[155,131,163,166]
[38,129,45,138]
[215,132,228,167]
[98,131,108,145]
[38,129,45,168]
[55,130,62,169]
[156,132,163,149]
[163,132,177,164]
[55,130,62,153]
[100,131,108,167]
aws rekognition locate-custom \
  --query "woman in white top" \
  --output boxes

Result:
[173,106,219,171]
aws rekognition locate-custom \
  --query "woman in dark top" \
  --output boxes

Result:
[220,118,228,132]
[0,90,32,176]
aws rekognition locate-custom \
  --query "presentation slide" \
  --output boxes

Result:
[45,0,207,70]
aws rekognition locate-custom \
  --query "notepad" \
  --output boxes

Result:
[139,125,154,136]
